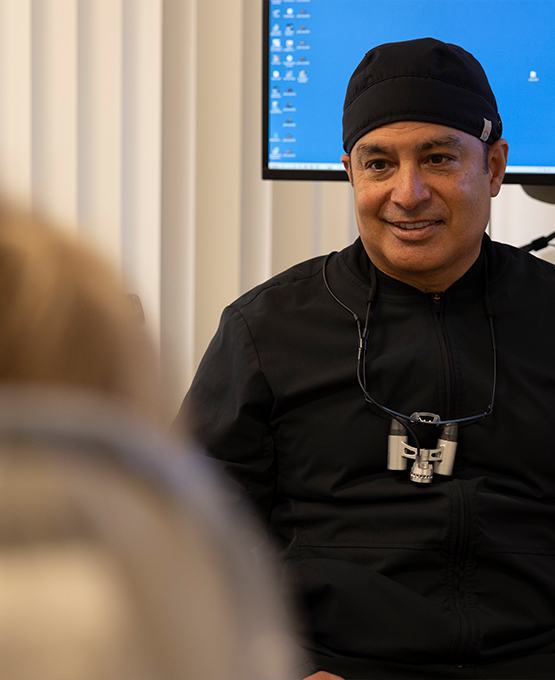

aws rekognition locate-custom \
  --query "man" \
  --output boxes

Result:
[179,39,555,678]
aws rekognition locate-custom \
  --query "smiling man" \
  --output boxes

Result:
[180,39,555,679]
[343,123,507,292]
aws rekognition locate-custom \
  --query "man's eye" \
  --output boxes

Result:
[365,159,389,171]
[427,154,451,165]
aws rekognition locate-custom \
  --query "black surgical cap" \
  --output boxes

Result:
[342,37,502,154]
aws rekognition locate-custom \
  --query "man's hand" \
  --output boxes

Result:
[303,673,345,680]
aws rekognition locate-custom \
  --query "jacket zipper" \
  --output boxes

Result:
[451,480,474,659]
[430,292,454,418]
[431,294,475,659]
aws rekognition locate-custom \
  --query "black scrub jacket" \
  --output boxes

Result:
[180,236,555,679]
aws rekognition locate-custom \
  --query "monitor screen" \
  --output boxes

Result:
[263,0,555,184]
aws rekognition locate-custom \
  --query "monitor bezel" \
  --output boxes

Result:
[262,0,555,185]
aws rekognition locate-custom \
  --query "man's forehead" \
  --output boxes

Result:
[353,122,473,156]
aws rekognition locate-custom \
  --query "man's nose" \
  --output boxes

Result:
[389,165,432,210]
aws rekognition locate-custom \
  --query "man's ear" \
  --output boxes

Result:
[341,154,353,185]
[488,139,509,197]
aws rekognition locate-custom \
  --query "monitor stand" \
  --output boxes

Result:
[518,185,555,255]
[523,185,555,204]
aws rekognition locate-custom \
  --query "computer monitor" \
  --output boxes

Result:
[263,0,555,184]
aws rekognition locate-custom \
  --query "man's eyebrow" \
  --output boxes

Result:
[356,143,391,162]
[416,135,464,152]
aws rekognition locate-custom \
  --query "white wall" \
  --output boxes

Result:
[491,185,555,263]
[0,0,553,412]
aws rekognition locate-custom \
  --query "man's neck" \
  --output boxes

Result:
[367,251,482,293]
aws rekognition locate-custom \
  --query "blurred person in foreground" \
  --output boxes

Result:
[0,203,160,420]
[0,205,299,680]
[180,38,555,679]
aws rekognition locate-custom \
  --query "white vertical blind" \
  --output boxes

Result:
[0,0,552,411]
[121,0,162,339]
[77,0,122,260]
[193,0,244,365]
[160,0,197,407]
[31,0,78,228]
[241,0,272,293]
[0,0,32,203]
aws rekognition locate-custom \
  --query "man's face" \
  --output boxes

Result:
[342,122,508,291]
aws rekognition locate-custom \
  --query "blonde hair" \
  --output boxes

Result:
[0,205,160,418]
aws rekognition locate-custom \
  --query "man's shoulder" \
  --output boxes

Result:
[229,251,338,315]
[491,239,555,285]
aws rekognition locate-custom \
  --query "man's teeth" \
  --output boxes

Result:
[390,220,438,230]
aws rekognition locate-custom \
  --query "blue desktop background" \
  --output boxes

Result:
[267,0,555,172]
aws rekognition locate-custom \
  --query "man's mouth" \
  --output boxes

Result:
[385,219,443,230]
